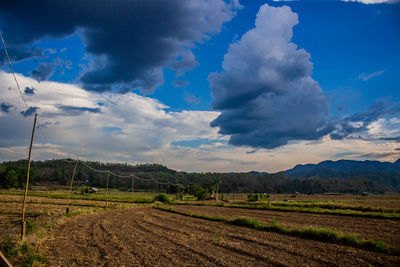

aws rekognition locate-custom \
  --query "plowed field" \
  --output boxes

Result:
[40,206,400,266]
[172,205,400,247]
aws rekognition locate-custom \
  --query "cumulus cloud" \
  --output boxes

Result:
[0,0,240,93]
[209,4,328,149]
[1,71,399,172]
[329,100,400,140]
[0,71,221,165]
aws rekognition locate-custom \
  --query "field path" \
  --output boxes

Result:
[41,206,400,266]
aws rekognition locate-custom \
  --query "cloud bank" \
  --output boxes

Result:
[1,71,398,172]
[0,0,240,93]
[209,4,329,149]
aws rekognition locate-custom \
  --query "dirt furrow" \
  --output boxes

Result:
[150,208,398,266]
[172,205,400,246]
[40,207,400,266]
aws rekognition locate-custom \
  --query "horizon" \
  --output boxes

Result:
[1,156,399,174]
[1,0,399,173]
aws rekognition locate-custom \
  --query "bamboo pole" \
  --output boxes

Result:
[132,173,135,203]
[106,171,109,209]
[21,113,37,240]
[66,160,78,214]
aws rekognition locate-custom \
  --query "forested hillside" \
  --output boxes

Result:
[1,159,399,194]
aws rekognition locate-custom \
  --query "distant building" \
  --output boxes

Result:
[90,187,99,193]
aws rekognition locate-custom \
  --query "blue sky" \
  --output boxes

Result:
[0,0,399,172]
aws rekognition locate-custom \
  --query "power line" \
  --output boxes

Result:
[1,32,185,189]
[0,32,29,109]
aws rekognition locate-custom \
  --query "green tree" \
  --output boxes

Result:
[4,169,19,189]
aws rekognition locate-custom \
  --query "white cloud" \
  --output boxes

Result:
[1,71,398,172]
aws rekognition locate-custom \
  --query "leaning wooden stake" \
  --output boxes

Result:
[106,171,109,209]
[66,160,78,214]
[21,113,37,241]
[132,174,135,203]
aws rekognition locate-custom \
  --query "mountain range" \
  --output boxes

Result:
[285,158,400,178]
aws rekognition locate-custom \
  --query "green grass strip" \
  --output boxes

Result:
[255,201,400,214]
[0,190,154,203]
[174,201,400,219]
[154,205,399,255]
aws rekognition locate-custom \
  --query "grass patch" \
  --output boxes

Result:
[154,205,399,255]
[25,220,39,234]
[175,201,400,219]
[0,189,155,203]
[0,237,46,266]
[260,201,400,214]
[154,193,172,204]
[63,207,102,218]
[155,205,225,222]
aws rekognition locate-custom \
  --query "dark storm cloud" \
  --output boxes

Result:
[0,0,240,93]
[30,63,53,82]
[58,105,101,115]
[1,102,13,113]
[330,100,400,140]
[209,4,329,149]
[24,87,35,95]
[20,106,38,117]
[0,45,43,66]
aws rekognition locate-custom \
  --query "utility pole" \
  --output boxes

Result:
[66,160,78,214]
[21,113,37,240]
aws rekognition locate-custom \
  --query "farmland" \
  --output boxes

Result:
[1,190,400,266]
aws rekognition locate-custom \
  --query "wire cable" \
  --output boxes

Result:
[0,32,29,109]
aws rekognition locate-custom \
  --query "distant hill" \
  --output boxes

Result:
[286,158,400,178]
[1,158,400,194]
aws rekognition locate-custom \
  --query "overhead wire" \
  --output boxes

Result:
[1,32,188,190]
[0,31,29,109]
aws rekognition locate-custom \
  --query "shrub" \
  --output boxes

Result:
[79,184,90,195]
[248,193,269,202]
[154,193,172,204]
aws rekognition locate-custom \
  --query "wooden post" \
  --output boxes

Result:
[132,173,135,203]
[21,113,37,241]
[106,171,109,209]
[66,160,78,214]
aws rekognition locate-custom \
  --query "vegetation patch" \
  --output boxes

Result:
[0,237,46,266]
[175,201,400,219]
[154,205,399,255]
[154,193,172,204]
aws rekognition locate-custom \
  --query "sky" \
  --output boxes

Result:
[0,0,399,172]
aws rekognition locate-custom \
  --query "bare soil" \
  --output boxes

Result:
[173,205,400,247]
[40,206,400,266]
[0,194,132,240]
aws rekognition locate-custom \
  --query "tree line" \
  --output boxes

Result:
[0,159,399,194]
